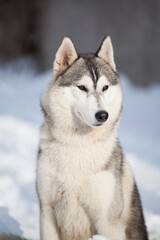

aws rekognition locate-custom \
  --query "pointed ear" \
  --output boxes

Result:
[53,37,78,76]
[97,36,116,71]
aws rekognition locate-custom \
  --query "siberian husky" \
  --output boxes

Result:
[36,36,148,240]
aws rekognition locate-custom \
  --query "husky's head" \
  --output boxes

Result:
[42,36,122,132]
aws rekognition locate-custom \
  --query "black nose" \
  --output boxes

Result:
[95,111,109,123]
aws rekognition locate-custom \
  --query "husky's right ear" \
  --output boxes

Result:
[54,37,78,77]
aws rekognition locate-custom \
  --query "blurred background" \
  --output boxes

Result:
[0,1,160,240]
[0,0,160,85]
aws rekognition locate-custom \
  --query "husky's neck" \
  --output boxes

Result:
[41,119,118,148]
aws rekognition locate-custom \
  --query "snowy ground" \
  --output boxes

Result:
[0,59,160,240]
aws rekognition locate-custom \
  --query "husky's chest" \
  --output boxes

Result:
[49,142,116,239]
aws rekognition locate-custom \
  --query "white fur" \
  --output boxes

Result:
[37,39,135,240]
[96,75,110,92]
[37,124,118,240]
[65,75,122,128]
[37,116,133,240]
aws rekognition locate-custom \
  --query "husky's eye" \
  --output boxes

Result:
[102,85,109,92]
[77,85,88,92]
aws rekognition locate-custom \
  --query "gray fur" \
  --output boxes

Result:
[57,54,119,88]
[104,141,148,239]
[125,184,148,240]
[93,92,101,108]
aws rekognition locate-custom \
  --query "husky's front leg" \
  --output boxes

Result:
[95,217,125,240]
[40,205,59,240]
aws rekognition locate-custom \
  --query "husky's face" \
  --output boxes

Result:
[46,36,122,129]
[71,73,111,128]
[59,55,122,128]
[71,75,120,128]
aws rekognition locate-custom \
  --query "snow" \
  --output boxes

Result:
[119,74,160,167]
[88,235,111,240]
[0,207,23,237]
[0,116,39,239]
[0,59,160,240]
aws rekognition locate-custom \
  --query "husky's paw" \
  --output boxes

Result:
[88,235,111,240]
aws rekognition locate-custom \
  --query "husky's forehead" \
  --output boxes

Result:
[56,53,119,87]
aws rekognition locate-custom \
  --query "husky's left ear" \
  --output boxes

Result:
[97,36,116,71]
[54,37,78,76]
